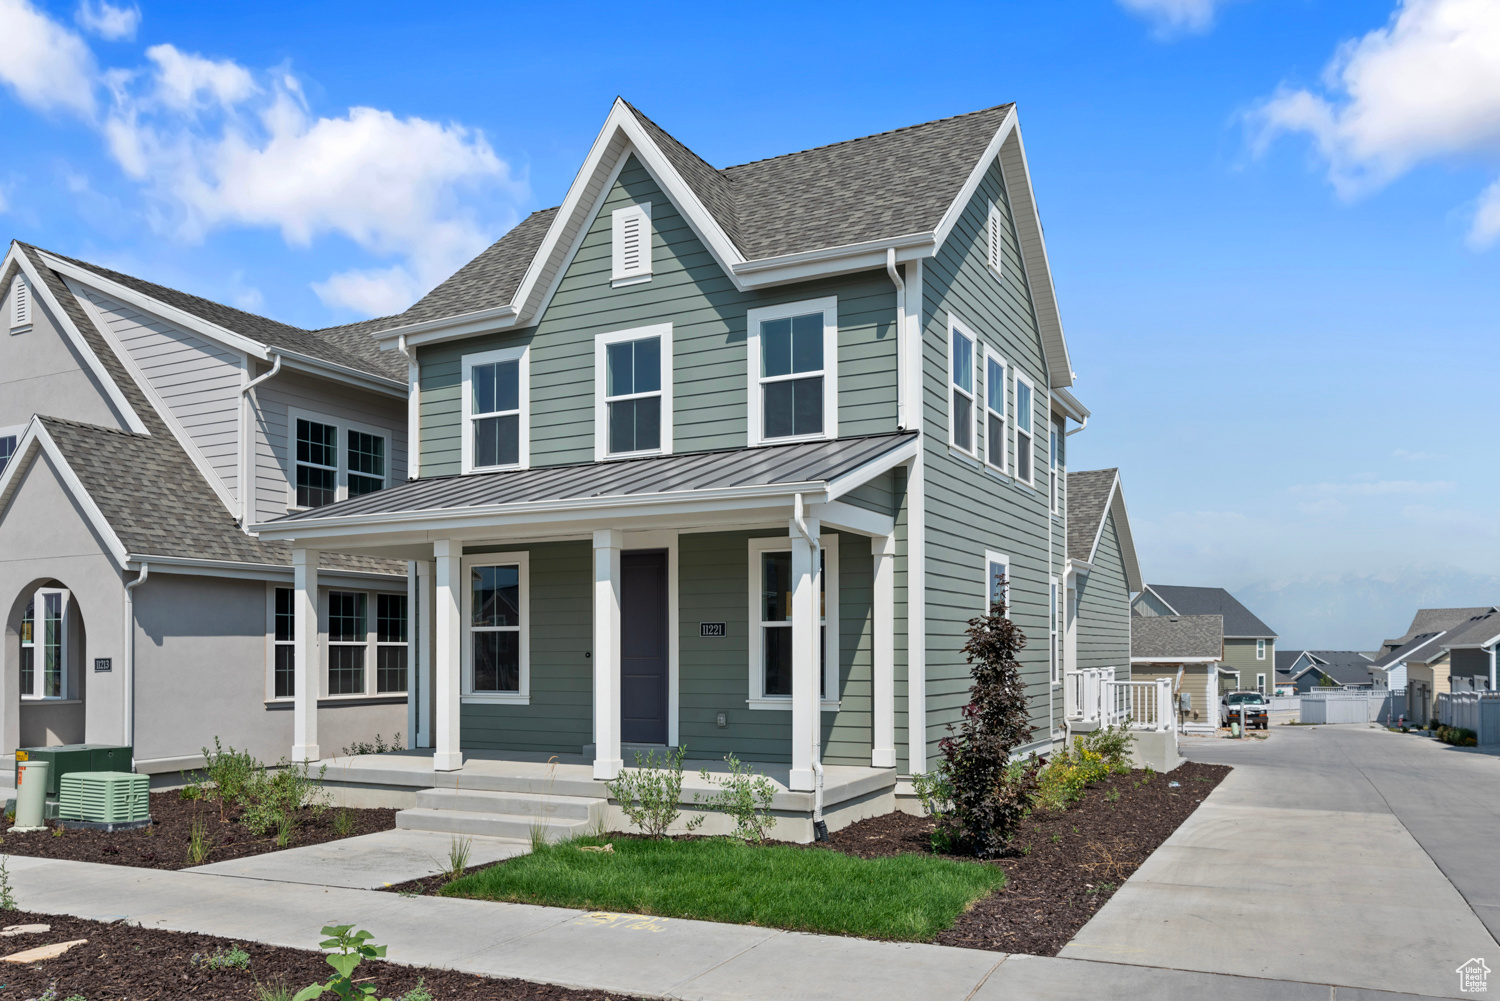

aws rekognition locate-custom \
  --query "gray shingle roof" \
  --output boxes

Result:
[400,207,558,325]
[1437,611,1500,650]
[269,432,917,526]
[1370,632,1446,670]
[1398,607,1498,646]
[1066,468,1116,562]
[1132,614,1223,660]
[1275,650,1302,673]
[34,246,406,382]
[1144,585,1277,639]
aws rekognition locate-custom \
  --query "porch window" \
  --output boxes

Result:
[463,346,528,472]
[984,352,1005,471]
[376,594,408,693]
[19,589,66,700]
[0,434,16,476]
[273,587,295,698]
[746,297,837,446]
[295,418,338,508]
[463,553,529,702]
[747,535,839,708]
[1014,372,1034,485]
[595,324,672,459]
[328,591,367,695]
[949,318,976,454]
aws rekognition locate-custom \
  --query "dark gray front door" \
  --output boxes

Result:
[620,550,668,744]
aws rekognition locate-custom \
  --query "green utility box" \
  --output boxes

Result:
[15,744,133,800]
[58,772,151,830]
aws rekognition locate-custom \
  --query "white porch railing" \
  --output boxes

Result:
[1066,670,1174,732]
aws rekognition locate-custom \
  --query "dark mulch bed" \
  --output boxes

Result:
[1,792,396,871]
[0,910,647,1000]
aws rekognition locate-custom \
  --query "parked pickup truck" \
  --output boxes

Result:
[1221,691,1269,730]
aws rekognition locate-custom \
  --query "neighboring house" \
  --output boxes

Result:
[1272,650,1300,694]
[1133,584,1277,694]
[0,243,413,774]
[1369,606,1500,722]
[1129,614,1225,733]
[1369,632,1447,722]
[1062,468,1142,716]
[1435,611,1500,690]
[254,97,1090,833]
[1282,650,1380,692]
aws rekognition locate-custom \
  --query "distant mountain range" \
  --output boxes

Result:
[1233,567,1500,651]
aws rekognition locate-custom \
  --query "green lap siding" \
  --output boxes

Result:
[1076,511,1132,672]
[1221,638,1274,693]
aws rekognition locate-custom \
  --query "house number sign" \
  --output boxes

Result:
[94,658,113,672]
[699,622,727,638]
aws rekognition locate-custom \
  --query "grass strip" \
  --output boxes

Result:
[441,835,1005,942]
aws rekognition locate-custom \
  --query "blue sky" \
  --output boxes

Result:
[3,0,1498,647]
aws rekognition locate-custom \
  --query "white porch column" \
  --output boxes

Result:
[433,540,464,772]
[789,515,821,792]
[593,529,624,780]
[416,559,434,749]
[405,561,418,749]
[291,548,320,762]
[872,534,896,769]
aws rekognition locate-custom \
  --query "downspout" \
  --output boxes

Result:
[793,493,828,841]
[886,249,907,429]
[397,335,418,480]
[123,562,149,766]
[238,353,282,524]
[1490,644,1496,692]
[242,352,282,396]
[1065,413,1088,436]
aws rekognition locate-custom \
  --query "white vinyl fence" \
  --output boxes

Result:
[1268,696,1301,712]
[1300,689,1405,724]
[1436,692,1500,745]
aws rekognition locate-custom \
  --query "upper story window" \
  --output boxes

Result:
[19,589,67,700]
[1050,417,1065,514]
[1257,639,1266,660]
[986,203,1004,279]
[984,351,1006,472]
[746,297,838,447]
[0,433,17,476]
[595,324,672,460]
[290,411,391,509]
[948,317,976,455]
[611,202,652,286]
[462,345,529,473]
[9,275,31,332]
[1014,372,1035,486]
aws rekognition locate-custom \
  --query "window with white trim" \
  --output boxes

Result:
[462,552,529,702]
[1256,673,1266,694]
[986,203,1004,278]
[19,589,67,700]
[612,203,652,285]
[1014,372,1034,485]
[10,275,30,331]
[327,591,368,695]
[376,593,408,694]
[1257,639,1266,660]
[295,418,337,508]
[0,434,16,476]
[348,431,386,497]
[984,550,1010,615]
[1050,575,1062,684]
[267,586,406,700]
[462,346,528,472]
[984,350,1006,471]
[272,587,295,699]
[746,297,838,446]
[290,411,392,509]
[747,535,839,708]
[595,324,672,459]
[948,318,976,454]
[1050,417,1065,514]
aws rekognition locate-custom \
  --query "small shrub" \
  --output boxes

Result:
[1035,744,1113,813]
[193,943,251,970]
[909,770,953,818]
[1441,726,1478,747]
[201,738,262,821]
[696,754,778,842]
[1077,723,1135,772]
[0,855,16,910]
[332,809,354,838]
[398,981,433,1001]
[606,746,702,839]
[341,734,401,757]
[242,759,330,838]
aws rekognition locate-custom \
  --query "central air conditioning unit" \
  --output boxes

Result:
[57,772,151,832]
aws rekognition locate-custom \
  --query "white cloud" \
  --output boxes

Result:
[144,44,256,112]
[0,0,97,117]
[75,0,138,41]
[1118,0,1229,36]
[1252,0,1500,244]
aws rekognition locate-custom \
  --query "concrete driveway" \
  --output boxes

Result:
[1061,724,1500,999]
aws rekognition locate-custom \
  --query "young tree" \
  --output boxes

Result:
[933,585,1041,857]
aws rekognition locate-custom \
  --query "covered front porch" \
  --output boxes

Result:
[257,434,916,813]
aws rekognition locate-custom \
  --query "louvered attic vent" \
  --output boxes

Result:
[611,202,652,286]
[10,275,31,331]
[986,203,1004,279]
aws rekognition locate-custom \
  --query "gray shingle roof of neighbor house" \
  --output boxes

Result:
[266,431,918,527]
[1066,468,1115,562]
[1274,650,1303,673]
[32,245,407,382]
[1386,607,1500,651]
[1437,610,1500,650]
[1131,614,1224,660]
[1142,584,1277,639]
[1369,631,1447,670]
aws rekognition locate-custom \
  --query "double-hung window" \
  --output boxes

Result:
[1257,639,1266,660]
[462,552,529,702]
[327,591,368,695]
[462,346,528,472]
[984,551,1010,616]
[1050,417,1065,514]
[747,535,839,709]
[984,352,1006,470]
[0,434,16,476]
[290,411,392,509]
[268,586,408,700]
[1050,575,1062,684]
[1014,372,1035,485]
[595,324,672,459]
[746,297,837,446]
[272,587,295,698]
[376,594,408,693]
[19,589,67,700]
[948,317,976,454]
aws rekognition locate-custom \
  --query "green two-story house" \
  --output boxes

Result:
[259,98,1086,834]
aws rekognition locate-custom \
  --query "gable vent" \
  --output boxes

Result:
[986,203,1004,278]
[611,202,653,286]
[10,275,30,331]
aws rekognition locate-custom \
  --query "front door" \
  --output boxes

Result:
[620,550,668,744]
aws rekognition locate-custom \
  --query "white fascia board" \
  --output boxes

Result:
[1052,386,1089,422]
[273,350,407,396]
[7,248,149,435]
[0,420,131,568]
[730,233,935,288]
[1131,656,1219,664]
[814,500,895,539]
[1140,584,1180,615]
[1104,474,1144,592]
[823,436,921,502]
[132,554,404,585]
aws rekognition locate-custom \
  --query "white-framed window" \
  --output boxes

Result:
[984,550,1010,615]
[747,534,839,710]
[1256,673,1266,694]
[10,275,31,332]
[288,409,392,510]
[19,588,67,700]
[1051,575,1062,684]
[461,345,530,473]
[948,315,977,455]
[0,433,18,477]
[270,586,295,699]
[611,202,652,286]
[1014,372,1035,486]
[375,593,409,694]
[1050,416,1065,514]
[1257,639,1266,660]
[594,323,673,460]
[983,348,1006,472]
[746,296,838,446]
[327,590,369,695]
[461,551,530,703]
[266,585,407,700]
[986,202,1004,278]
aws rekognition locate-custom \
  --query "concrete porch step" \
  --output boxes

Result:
[394,807,595,841]
[413,787,602,822]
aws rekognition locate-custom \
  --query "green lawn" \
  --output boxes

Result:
[440,835,1005,941]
